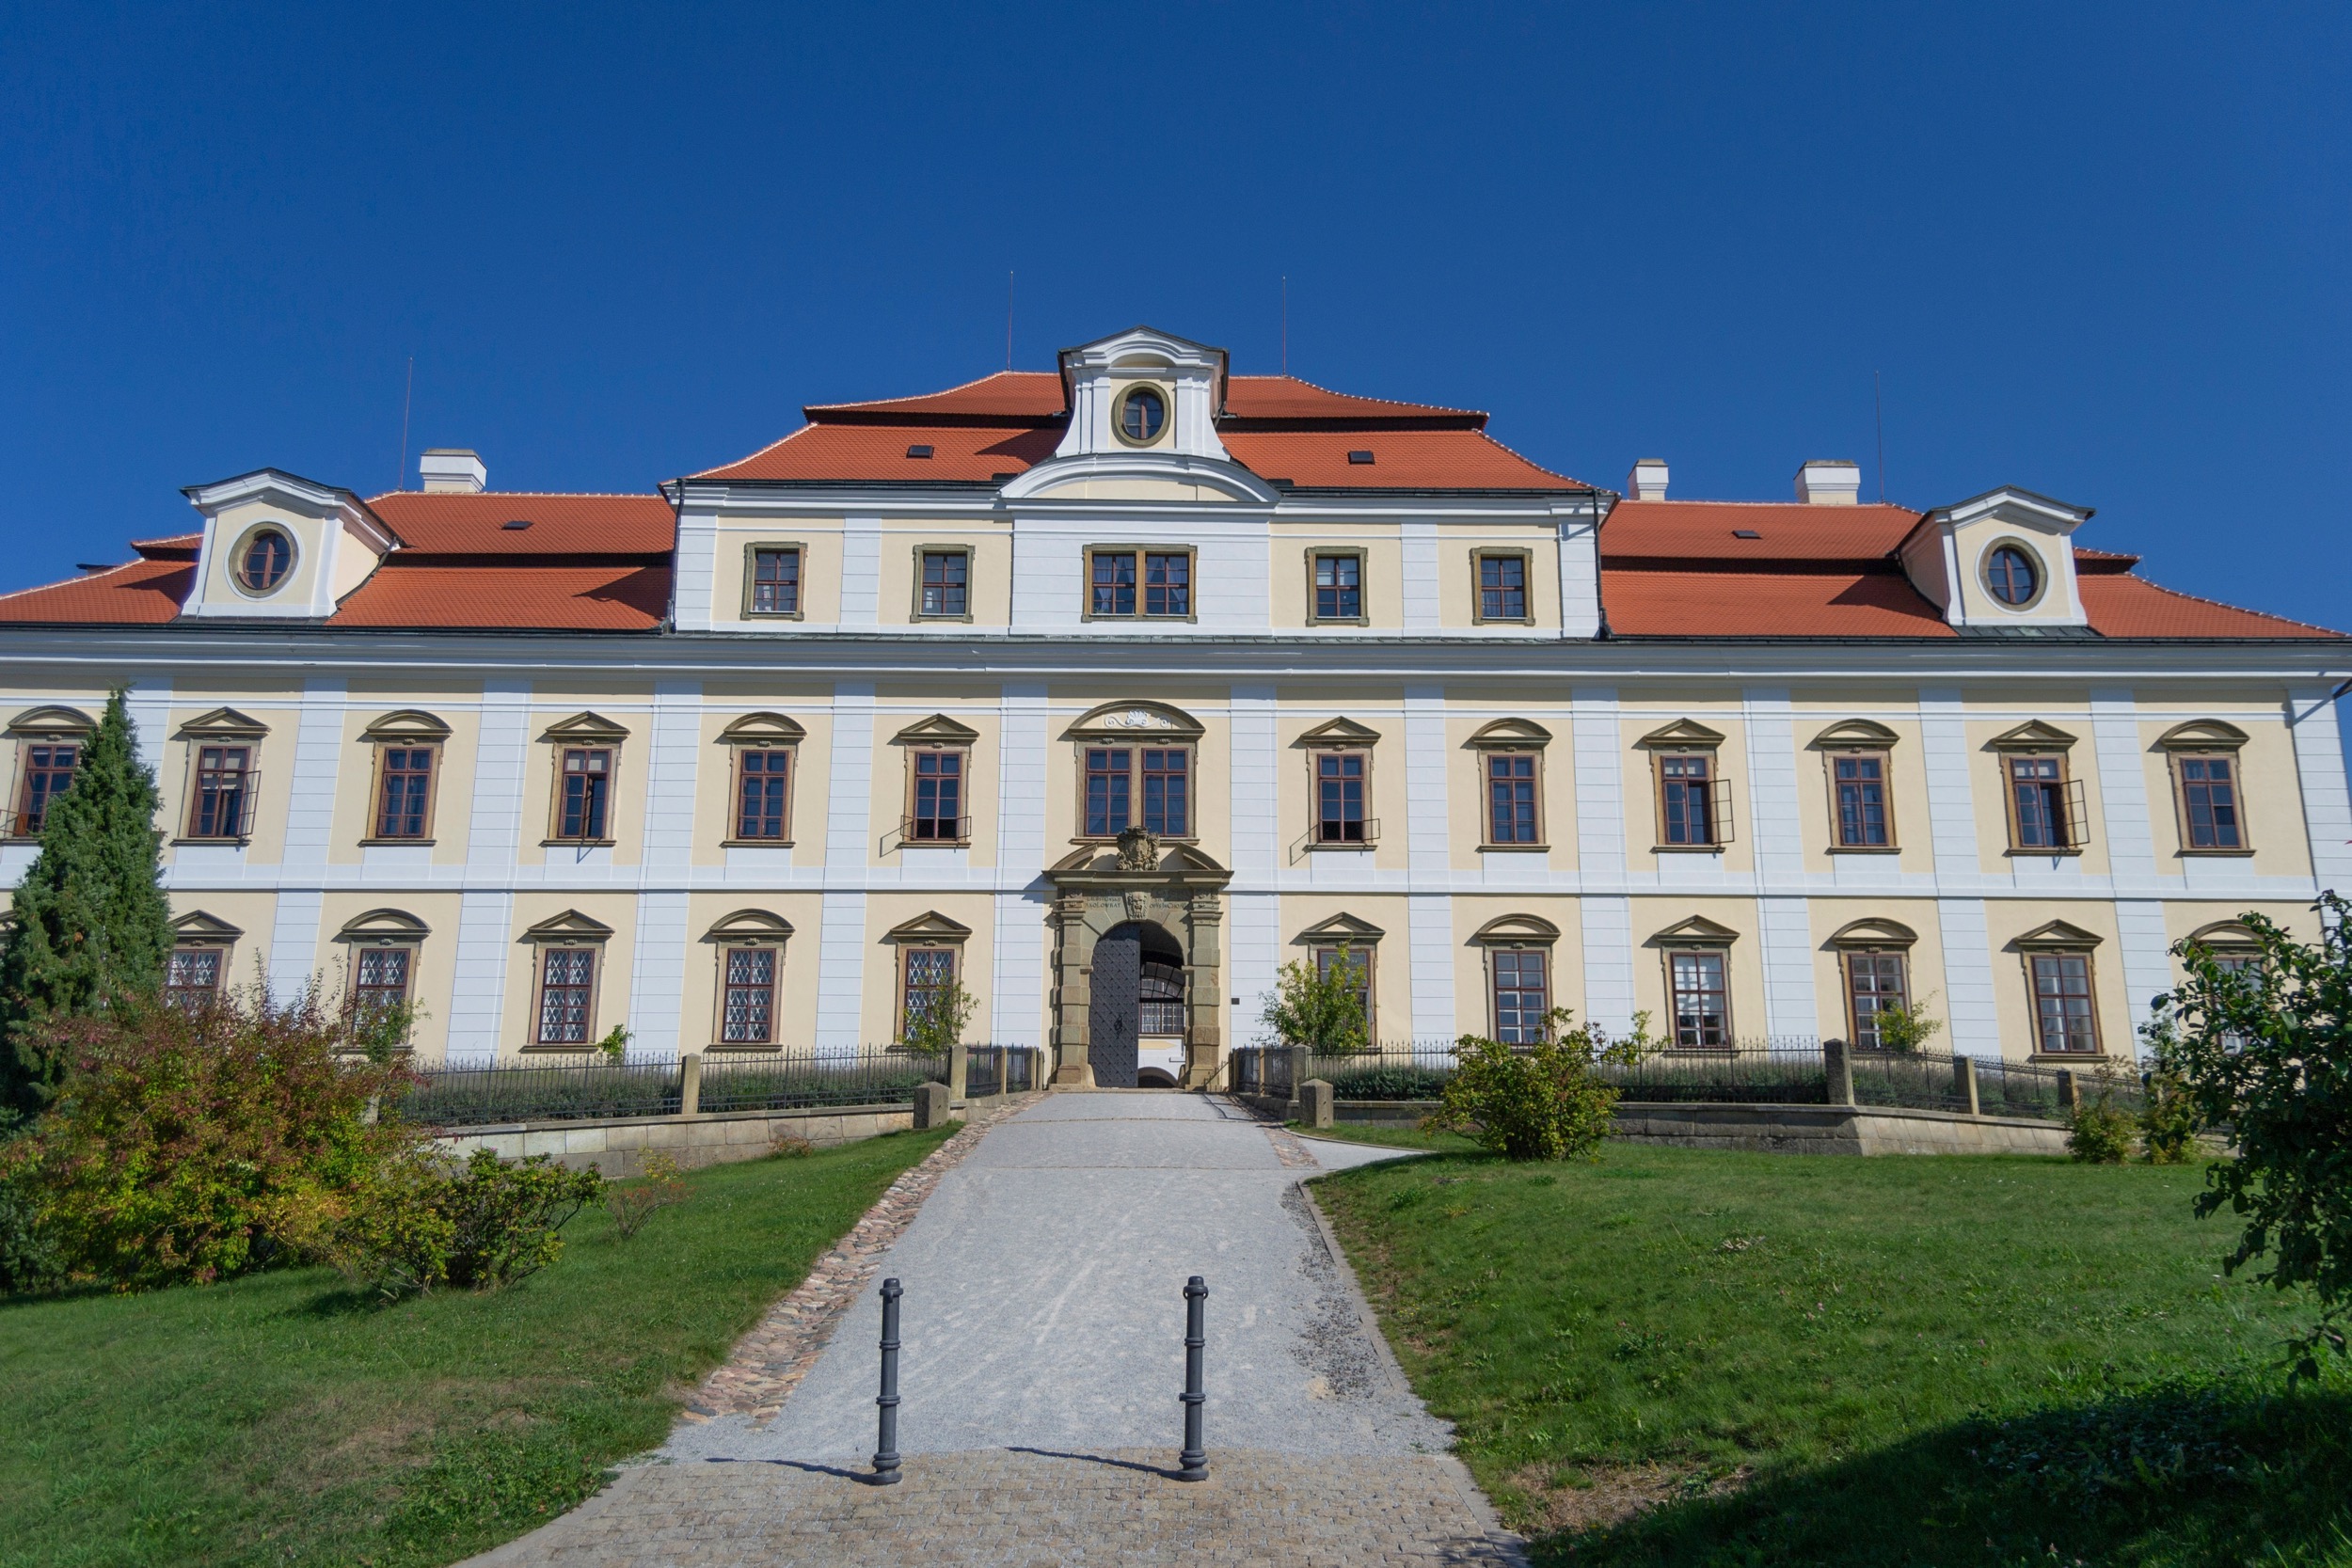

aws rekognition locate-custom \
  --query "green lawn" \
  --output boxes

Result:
[0,1127,953,1568]
[1312,1141,2352,1567]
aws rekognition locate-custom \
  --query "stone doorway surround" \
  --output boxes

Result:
[1044,827,1231,1088]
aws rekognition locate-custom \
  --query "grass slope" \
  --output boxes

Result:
[0,1127,953,1568]
[1312,1139,2351,1567]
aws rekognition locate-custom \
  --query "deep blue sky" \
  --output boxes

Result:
[3,3,2346,633]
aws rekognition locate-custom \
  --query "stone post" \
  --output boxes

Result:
[1285,1045,1311,1119]
[1822,1038,1855,1108]
[914,1081,952,1130]
[2056,1069,2080,1112]
[1953,1053,1980,1117]
[679,1052,703,1118]
[949,1042,970,1104]
[1299,1078,1335,1130]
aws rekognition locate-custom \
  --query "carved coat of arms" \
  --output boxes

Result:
[1115,825,1160,871]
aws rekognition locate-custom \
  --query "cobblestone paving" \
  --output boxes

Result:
[464,1449,1520,1567]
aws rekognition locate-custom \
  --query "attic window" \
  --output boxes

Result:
[1733,530,1761,539]
[501,518,533,531]
[1347,451,1375,465]
[906,444,934,459]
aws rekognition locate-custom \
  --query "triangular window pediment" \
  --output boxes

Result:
[1467,718,1552,749]
[175,706,270,741]
[358,708,452,743]
[522,909,616,943]
[1639,719,1727,751]
[2157,720,2249,752]
[886,910,974,943]
[541,711,629,744]
[1812,719,1899,750]
[7,705,96,737]
[171,910,244,942]
[1296,912,1386,944]
[720,711,807,746]
[892,714,980,746]
[1988,721,2079,752]
[1295,717,1381,748]
[1651,915,1740,947]
[1063,701,1206,742]
[2011,919,2102,950]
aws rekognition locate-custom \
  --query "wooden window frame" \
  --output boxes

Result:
[1840,947,1911,1049]
[11,736,86,839]
[1652,750,1730,851]
[1485,943,1552,1044]
[1305,546,1368,626]
[1823,748,1899,852]
[902,745,973,846]
[1661,945,1734,1051]
[1470,547,1534,626]
[2167,750,2253,856]
[2024,946,2104,1057]
[546,744,621,847]
[2000,751,2083,856]
[726,745,796,846]
[179,742,257,843]
[165,941,230,1010]
[1082,546,1199,623]
[1074,742,1197,842]
[529,940,604,1051]
[1479,748,1546,848]
[1308,747,1375,848]
[714,942,784,1049]
[346,941,421,1046]
[896,943,961,1041]
[362,741,442,845]
[1311,942,1376,1038]
[741,542,807,620]
[912,544,975,623]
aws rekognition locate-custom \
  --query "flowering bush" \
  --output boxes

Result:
[1426,1009,1654,1162]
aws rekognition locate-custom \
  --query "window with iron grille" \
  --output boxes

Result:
[919,550,968,618]
[1313,945,1373,1037]
[720,946,778,1044]
[2009,754,2071,849]
[1312,553,1361,621]
[165,945,223,1010]
[1659,753,1717,846]
[374,746,436,839]
[353,946,413,1030]
[735,748,791,840]
[1669,950,1730,1047]
[14,741,79,836]
[2174,754,2244,849]
[1486,752,1539,844]
[1490,948,1549,1043]
[901,946,956,1035]
[1138,959,1186,1036]
[186,745,251,839]
[1315,752,1368,843]
[909,749,964,840]
[751,546,802,615]
[558,748,612,840]
[536,947,597,1045]
[1844,949,1907,1048]
[1832,752,1891,847]
[2030,951,2100,1053]
[1477,553,1527,620]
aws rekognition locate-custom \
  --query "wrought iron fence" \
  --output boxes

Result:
[394,1060,682,1127]
[1599,1039,1828,1103]
[963,1045,1041,1099]
[698,1048,950,1114]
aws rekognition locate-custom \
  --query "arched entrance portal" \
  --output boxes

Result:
[1089,921,1186,1087]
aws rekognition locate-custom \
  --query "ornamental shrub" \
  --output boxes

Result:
[2156,895,2352,1381]
[2,984,417,1290]
[1426,1009,1654,1162]
[1262,943,1370,1056]
[436,1148,604,1289]
[2066,1092,2136,1164]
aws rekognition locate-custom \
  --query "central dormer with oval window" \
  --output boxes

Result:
[1896,486,2094,633]
[177,468,398,621]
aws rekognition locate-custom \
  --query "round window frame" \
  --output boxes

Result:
[1979,537,2049,611]
[1112,383,1170,448]
[230,525,298,596]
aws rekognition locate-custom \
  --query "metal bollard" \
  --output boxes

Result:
[872,1277,903,1485]
[1176,1275,1209,1481]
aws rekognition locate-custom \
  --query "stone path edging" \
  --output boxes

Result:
[683,1093,1041,1423]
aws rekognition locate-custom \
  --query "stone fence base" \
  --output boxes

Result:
[1291,1096,2069,1156]
[433,1102,915,1178]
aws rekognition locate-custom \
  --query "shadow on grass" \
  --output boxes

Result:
[1533,1385,2352,1568]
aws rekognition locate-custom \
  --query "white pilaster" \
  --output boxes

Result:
[626,890,691,1061]
[1558,503,1601,640]
[123,676,172,776]
[1228,683,1281,1027]
[637,680,702,878]
[2090,688,2157,882]
[840,515,882,627]
[1574,689,1635,1032]
[2288,687,2352,896]
[1400,519,1440,633]
[279,676,346,870]
[1230,892,1279,1042]
[2114,898,2174,1052]
[1404,685,1454,1038]
[991,682,1050,1044]
[1742,688,1803,880]
[670,505,718,631]
[816,683,877,1051]
[814,889,869,1053]
[265,890,325,1005]
[1918,687,1980,881]
[465,678,533,872]
[1755,896,1820,1038]
[444,890,516,1063]
[1935,896,2002,1056]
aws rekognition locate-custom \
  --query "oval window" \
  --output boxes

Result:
[1119,386,1167,443]
[238,529,293,593]
[1985,545,2039,607]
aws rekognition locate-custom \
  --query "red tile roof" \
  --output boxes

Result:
[329,564,670,630]
[1221,429,1581,490]
[0,559,194,624]
[1605,567,1957,638]
[364,492,675,555]
[2074,558,2341,639]
[699,423,1063,483]
[1602,500,1924,562]
[801,370,1486,427]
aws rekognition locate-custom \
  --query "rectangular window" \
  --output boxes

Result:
[1669,951,1730,1048]
[734,749,791,841]
[1659,753,1717,846]
[1141,748,1188,836]
[1490,949,1549,1044]
[1486,752,1539,844]
[1314,945,1374,1037]
[2009,754,2071,849]
[908,750,964,841]
[918,550,968,618]
[1312,553,1361,621]
[1083,747,1191,837]
[2030,952,2100,1053]
[2175,755,2244,850]
[558,748,612,840]
[14,741,79,836]
[165,945,223,1010]
[720,946,778,1045]
[901,946,956,1037]
[353,946,413,1028]
[1085,748,1131,837]
[374,746,436,839]
[186,745,252,839]
[1845,950,1908,1049]
[750,546,801,615]
[1832,752,1891,847]
[535,946,597,1045]
[1314,752,1368,844]
[1089,550,1190,617]
[1478,553,1528,620]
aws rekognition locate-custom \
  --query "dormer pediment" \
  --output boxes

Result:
[1295,717,1382,748]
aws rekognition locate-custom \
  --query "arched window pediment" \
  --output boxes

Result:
[358,709,452,743]
[1472,912,1562,946]
[1467,717,1552,749]
[719,711,806,746]
[1062,701,1205,743]
[2157,720,2249,752]
[1811,719,1899,750]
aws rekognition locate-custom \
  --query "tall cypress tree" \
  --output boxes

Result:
[0,688,172,1117]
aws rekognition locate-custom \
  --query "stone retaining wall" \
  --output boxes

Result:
[1311,1096,2070,1156]
[433,1102,915,1178]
